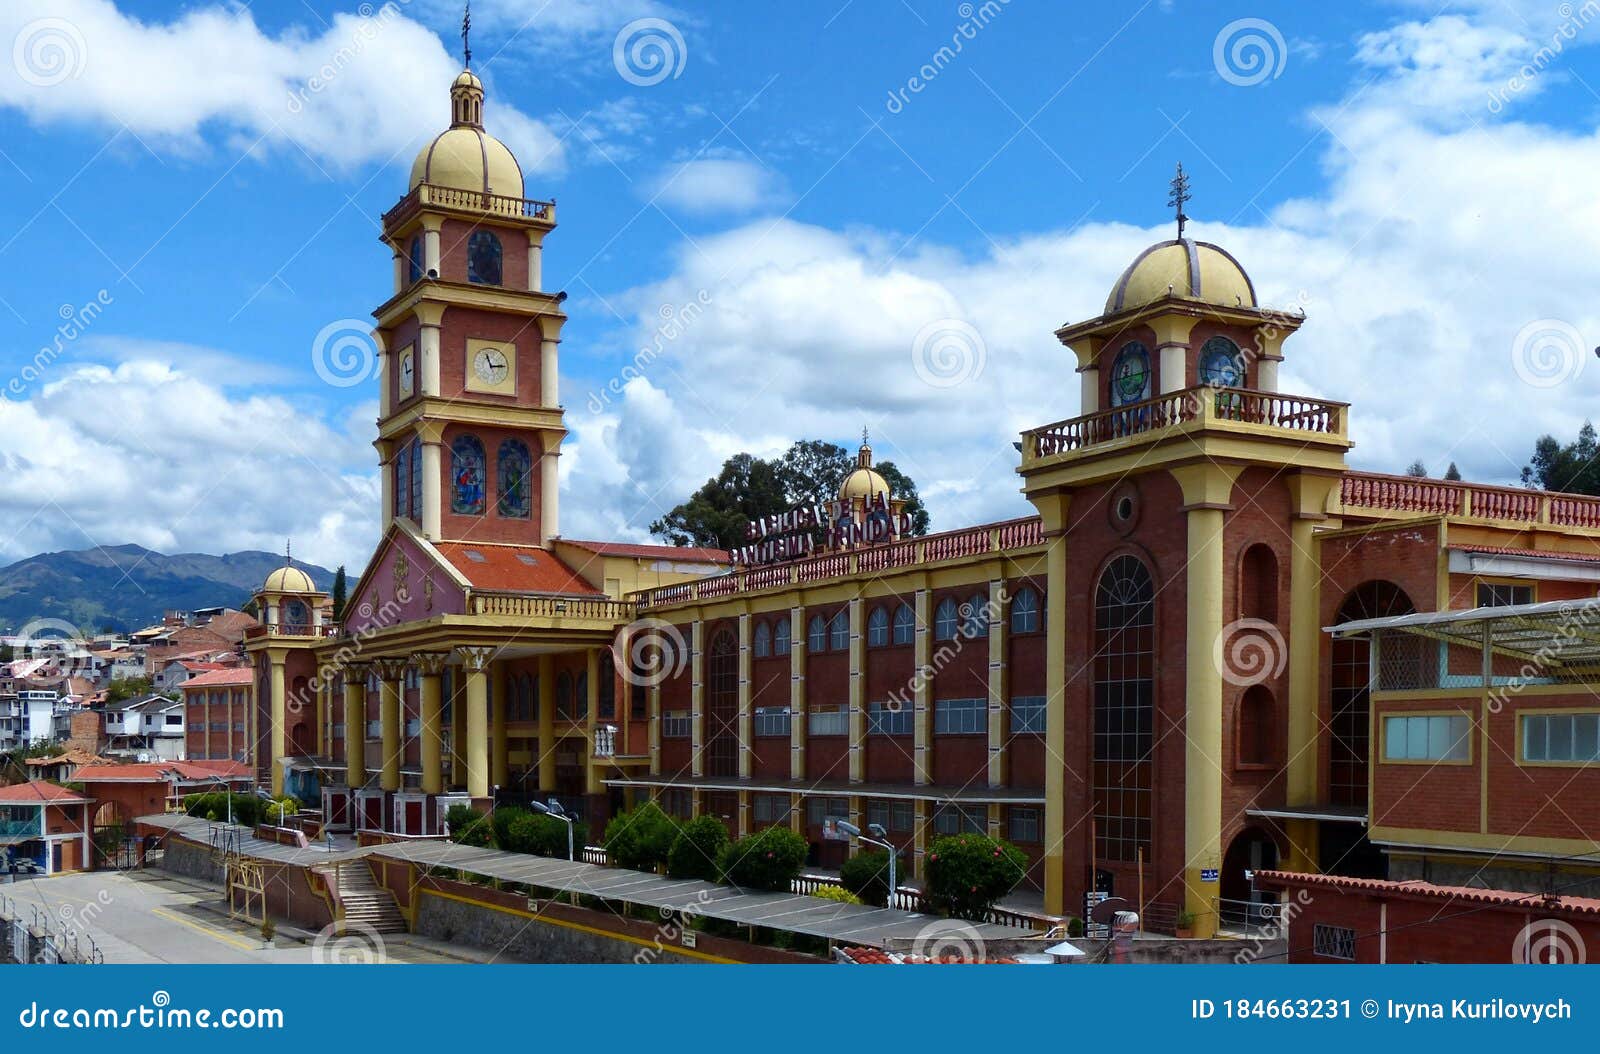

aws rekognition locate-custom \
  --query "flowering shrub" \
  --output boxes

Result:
[923,834,1027,921]
[812,884,862,905]
[718,826,808,891]
[604,802,678,872]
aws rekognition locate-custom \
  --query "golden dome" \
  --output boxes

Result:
[838,435,892,503]
[1105,238,1256,314]
[409,69,524,198]
[263,566,316,594]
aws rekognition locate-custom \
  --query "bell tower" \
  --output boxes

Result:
[372,55,566,547]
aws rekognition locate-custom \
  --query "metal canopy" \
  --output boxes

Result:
[1326,596,1600,667]
[370,838,1030,946]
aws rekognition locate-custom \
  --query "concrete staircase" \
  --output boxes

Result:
[332,862,407,935]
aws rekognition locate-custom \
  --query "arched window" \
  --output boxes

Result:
[773,618,791,655]
[1237,686,1274,766]
[962,593,989,637]
[598,652,615,719]
[807,615,827,652]
[1198,335,1246,388]
[934,597,959,640]
[1108,341,1151,407]
[892,603,915,645]
[496,439,532,518]
[1011,586,1041,634]
[1331,582,1415,807]
[1239,544,1279,623]
[829,610,849,651]
[407,234,423,284]
[450,434,486,515]
[575,671,589,718]
[283,600,308,629]
[407,437,421,522]
[1093,555,1155,863]
[468,230,503,285]
[393,441,412,520]
[867,606,889,647]
[753,621,771,658]
[555,671,572,720]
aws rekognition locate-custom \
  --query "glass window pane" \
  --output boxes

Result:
[1576,714,1600,761]
[1523,715,1545,761]
[1549,715,1574,761]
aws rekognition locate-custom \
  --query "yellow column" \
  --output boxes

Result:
[737,790,750,838]
[987,578,1007,788]
[268,649,287,797]
[848,597,865,784]
[538,655,556,792]
[789,606,806,780]
[690,619,705,778]
[912,799,928,881]
[415,653,449,796]
[449,666,466,789]
[1286,475,1337,873]
[492,660,509,789]
[913,588,931,785]
[738,613,753,779]
[585,648,602,795]
[376,660,405,793]
[460,647,494,800]
[1171,464,1242,940]
[343,665,368,789]
[648,679,662,775]
[1042,520,1069,915]
[313,674,326,756]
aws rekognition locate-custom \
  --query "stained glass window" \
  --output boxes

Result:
[468,230,502,285]
[451,434,486,515]
[407,234,423,284]
[1108,342,1151,406]
[1199,336,1246,388]
[496,439,531,518]
[1093,554,1155,863]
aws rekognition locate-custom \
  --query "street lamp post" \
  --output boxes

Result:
[530,798,574,861]
[835,820,897,907]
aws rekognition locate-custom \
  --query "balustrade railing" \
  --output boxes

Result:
[1340,471,1600,526]
[469,593,636,621]
[1024,386,1347,459]
[382,183,555,226]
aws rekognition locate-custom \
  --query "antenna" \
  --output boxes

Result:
[1168,162,1191,240]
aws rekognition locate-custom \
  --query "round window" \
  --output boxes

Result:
[1198,336,1246,388]
[1109,342,1151,407]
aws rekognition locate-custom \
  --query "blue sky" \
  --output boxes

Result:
[1,0,1599,570]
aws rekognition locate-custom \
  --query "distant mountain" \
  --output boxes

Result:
[0,544,335,634]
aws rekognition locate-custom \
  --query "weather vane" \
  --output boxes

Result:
[1168,162,1191,240]
[862,426,869,446]
[285,538,293,569]
[462,1,472,68]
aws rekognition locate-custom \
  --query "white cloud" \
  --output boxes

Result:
[0,0,564,173]
[646,157,785,214]
[0,358,379,570]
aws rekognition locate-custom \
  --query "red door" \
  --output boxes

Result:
[405,800,423,835]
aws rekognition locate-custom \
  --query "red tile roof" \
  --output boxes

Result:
[434,542,604,594]
[77,760,254,784]
[180,668,255,689]
[1448,544,1600,563]
[0,781,88,803]
[1254,870,1600,917]
[560,539,731,564]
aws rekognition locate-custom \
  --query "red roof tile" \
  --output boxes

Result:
[77,760,253,783]
[1254,870,1600,917]
[0,781,88,803]
[1448,544,1600,563]
[180,668,255,689]
[560,539,731,564]
[435,542,605,594]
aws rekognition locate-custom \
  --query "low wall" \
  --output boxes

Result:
[152,834,335,933]
[408,875,822,965]
[155,834,225,885]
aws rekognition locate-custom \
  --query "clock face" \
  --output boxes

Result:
[399,351,415,395]
[474,347,509,385]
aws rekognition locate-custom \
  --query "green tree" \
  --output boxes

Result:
[923,834,1028,921]
[839,848,905,907]
[717,825,808,892]
[874,459,930,535]
[331,565,348,621]
[603,802,679,872]
[776,439,852,507]
[105,676,153,705]
[1523,422,1600,495]
[666,815,730,881]
[1444,462,1462,481]
[1405,460,1428,477]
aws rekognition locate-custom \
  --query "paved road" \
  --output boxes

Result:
[1,870,476,964]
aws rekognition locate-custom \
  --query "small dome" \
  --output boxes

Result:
[453,70,483,90]
[409,69,524,198]
[263,566,316,594]
[840,466,891,503]
[1105,238,1256,314]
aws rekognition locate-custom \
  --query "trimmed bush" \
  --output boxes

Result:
[923,834,1028,922]
[666,815,730,881]
[603,802,678,872]
[839,848,904,908]
[718,825,807,892]
[182,792,271,828]
[444,804,491,847]
[812,884,862,905]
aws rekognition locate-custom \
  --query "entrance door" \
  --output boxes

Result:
[1220,828,1279,931]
